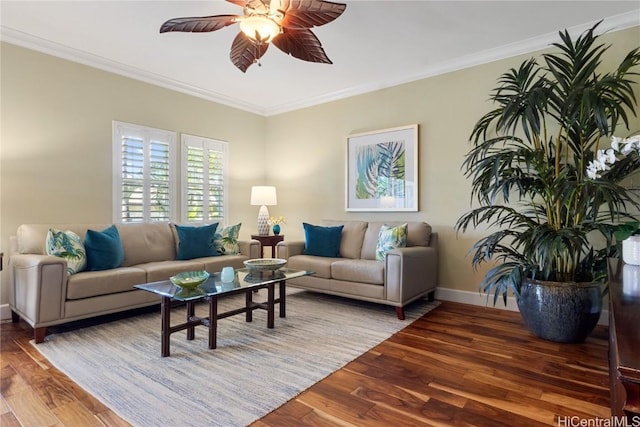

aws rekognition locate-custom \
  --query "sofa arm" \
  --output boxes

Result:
[385,246,438,303]
[276,241,305,259]
[10,254,67,327]
[239,240,261,259]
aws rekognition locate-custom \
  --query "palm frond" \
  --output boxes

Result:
[457,21,640,304]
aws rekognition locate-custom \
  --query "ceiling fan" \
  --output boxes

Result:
[160,0,347,73]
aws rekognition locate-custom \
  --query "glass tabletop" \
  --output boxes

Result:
[134,268,314,302]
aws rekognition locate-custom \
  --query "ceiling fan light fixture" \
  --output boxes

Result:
[160,0,347,72]
[239,15,280,43]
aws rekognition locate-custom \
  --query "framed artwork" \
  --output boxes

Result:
[346,124,418,212]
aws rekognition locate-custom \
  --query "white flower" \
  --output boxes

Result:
[267,216,286,226]
[604,148,616,164]
[586,168,599,179]
[586,134,640,180]
[611,136,623,152]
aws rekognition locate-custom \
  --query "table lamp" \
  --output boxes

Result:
[250,186,277,236]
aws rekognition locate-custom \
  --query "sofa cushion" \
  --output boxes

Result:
[137,260,207,283]
[321,220,368,259]
[45,228,87,275]
[215,223,241,255]
[376,223,408,261]
[84,225,125,271]
[118,223,177,267]
[66,267,147,300]
[287,255,336,279]
[361,221,432,260]
[203,254,248,273]
[331,259,385,285]
[303,223,343,257]
[174,223,219,260]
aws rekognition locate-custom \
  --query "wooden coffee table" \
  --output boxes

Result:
[135,268,314,356]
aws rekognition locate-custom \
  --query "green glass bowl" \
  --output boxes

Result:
[170,270,210,290]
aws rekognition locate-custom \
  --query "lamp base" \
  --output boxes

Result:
[257,205,270,236]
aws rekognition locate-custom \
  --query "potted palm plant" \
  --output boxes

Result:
[455,22,640,343]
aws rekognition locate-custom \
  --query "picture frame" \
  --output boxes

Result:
[345,124,418,212]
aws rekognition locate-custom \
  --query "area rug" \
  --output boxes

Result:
[33,289,439,427]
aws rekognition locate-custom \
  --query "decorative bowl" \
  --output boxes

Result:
[170,270,210,289]
[243,258,287,272]
[175,288,205,299]
[244,270,286,283]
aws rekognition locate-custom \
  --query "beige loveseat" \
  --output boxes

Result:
[9,223,260,343]
[276,220,438,319]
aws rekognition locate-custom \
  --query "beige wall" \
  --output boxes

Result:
[1,26,639,305]
[265,26,640,293]
[0,43,267,304]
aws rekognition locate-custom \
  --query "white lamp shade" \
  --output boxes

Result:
[239,16,280,43]
[250,186,277,206]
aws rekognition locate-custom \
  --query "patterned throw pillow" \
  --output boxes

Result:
[45,229,87,275]
[376,223,408,261]
[214,223,242,255]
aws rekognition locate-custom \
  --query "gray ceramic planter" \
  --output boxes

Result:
[517,279,602,343]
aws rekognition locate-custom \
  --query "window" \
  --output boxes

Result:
[181,134,228,224]
[113,121,176,223]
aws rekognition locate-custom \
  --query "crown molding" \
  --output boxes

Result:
[1,11,638,117]
[0,26,270,116]
[266,11,640,116]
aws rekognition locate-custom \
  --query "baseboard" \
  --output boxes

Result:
[0,304,12,321]
[435,287,609,326]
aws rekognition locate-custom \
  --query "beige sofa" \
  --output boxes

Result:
[276,220,438,319]
[9,223,260,343]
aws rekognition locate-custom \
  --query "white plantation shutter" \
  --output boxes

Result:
[181,134,228,224]
[113,122,176,223]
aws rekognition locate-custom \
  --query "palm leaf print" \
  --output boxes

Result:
[48,230,84,261]
[355,140,406,200]
[356,145,379,198]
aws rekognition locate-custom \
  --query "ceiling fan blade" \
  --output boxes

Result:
[280,0,346,30]
[272,28,332,64]
[230,32,269,72]
[160,15,239,33]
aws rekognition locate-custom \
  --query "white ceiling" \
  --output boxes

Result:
[1,1,639,116]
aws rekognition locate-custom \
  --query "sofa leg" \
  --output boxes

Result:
[428,291,435,302]
[11,310,20,323]
[34,327,47,344]
[395,306,405,320]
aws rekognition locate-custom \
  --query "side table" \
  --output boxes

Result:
[251,234,284,258]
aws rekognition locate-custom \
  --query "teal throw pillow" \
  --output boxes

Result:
[45,228,87,275]
[175,223,219,260]
[214,223,242,255]
[303,223,343,257]
[84,225,125,271]
[376,223,408,261]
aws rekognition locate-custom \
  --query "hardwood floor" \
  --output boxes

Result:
[1,301,610,426]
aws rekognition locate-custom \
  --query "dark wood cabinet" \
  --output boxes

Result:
[608,259,640,423]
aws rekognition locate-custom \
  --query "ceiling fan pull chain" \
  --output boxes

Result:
[254,42,263,67]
